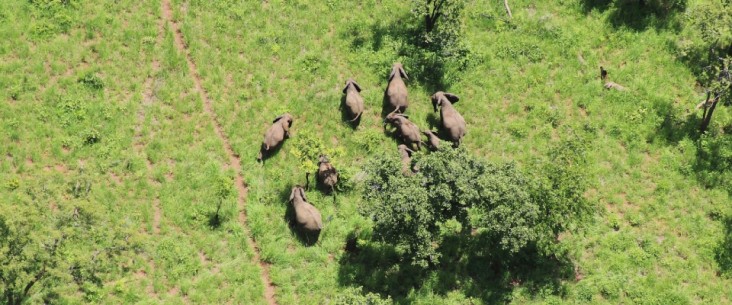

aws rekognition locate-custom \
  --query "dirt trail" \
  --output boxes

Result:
[160,1,277,304]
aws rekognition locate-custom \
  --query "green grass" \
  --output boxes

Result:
[2,0,732,304]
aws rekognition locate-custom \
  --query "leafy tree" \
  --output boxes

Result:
[677,1,732,132]
[699,58,732,133]
[410,0,464,35]
[360,145,594,267]
[0,195,135,304]
[334,287,392,305]
[408,0,471,88]
[531,135,595,252]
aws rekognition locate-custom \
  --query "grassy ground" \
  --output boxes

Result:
[1,0,263,304]
[2,0,732,304]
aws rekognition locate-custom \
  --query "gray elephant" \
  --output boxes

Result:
[385,112,422,150]
[317,154,338,194]
[342,78,364,122]
[422,130,440,151]
[289,185,323,232]
[600,66,626,91]
[398,144,415,175]
[431,91,466,147]
[257,113,293,161]
[385,63,409,113]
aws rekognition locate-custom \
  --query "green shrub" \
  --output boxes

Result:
[334,287,392,305]
[82,128,101,145]
[5,177,20,191]
[360,145,594,266]
[78,72,104,90]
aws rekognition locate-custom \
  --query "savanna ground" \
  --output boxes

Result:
[1,0,732,304]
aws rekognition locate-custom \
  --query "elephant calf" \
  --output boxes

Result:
[385,63,409,113]
[398,144,415,175]
[289,185,323,232]
[342,78,364,122]
[422,130,440,151]
[385,112,422,150]
[432,91,466,147]
[257,113,293,161]
[600,66,627,91]
[317,154,338,193]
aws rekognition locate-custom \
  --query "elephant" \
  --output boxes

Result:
[384,63,409,114]
[289,184,323,232]
[397,144,415,175]
[431,91,466,147]
[384,112,422,150]
[422,130,440,151]
[317,154,338,194]
[257,113,293,162]
[600,66,627,91]
[342,78,364,122]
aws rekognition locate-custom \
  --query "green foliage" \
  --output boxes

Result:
[27,0,78,38]
[678,1,731,61]
[334,287,393,305]
[0,201,133,305]
[78,72,104,90]
[361,146,594,266]
[82,127,101,145]
[289,131,344,173]
[288,130,359,191]
[531,134,595,248]
[5,177,20,191]
[408,0,472,88]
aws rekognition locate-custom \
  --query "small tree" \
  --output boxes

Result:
[360,146,594,267]
[1,192,135,304]
[699,58,732,133]
[407,0,470,89]
[677,1,732,132]
[410,0,465,52]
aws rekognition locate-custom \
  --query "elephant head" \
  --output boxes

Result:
[431,91,460,112]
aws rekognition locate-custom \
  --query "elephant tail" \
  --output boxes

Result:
[349,111,362,122]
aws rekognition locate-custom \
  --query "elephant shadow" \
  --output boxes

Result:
[257,141,286,164]
[426,112,441,131]
[380,91,402,118]
[340,95,361,129]
[280,186,321,246]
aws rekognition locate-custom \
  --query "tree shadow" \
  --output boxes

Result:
[654,99,702,145]
[579,0,685,31]
[343,13,460,96]
[717,214,732,277]
[280,186,321,246]
[338,231,574,303]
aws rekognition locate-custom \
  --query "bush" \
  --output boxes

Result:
[360,144,594,266]
[334,287,392,305]
[407,0,472,88]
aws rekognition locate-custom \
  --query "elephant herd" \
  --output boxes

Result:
[256,63,468,241]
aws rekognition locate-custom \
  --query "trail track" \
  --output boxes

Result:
[160,1,278,304]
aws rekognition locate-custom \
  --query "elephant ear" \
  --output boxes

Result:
[399,66,409,80]
[445,93,460,103]
[273,115,284,123]
[388,67,397,81]
[289,188,296,202]
[300,188,308,202]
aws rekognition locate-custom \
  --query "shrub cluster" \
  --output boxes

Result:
[360,137,594,267]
